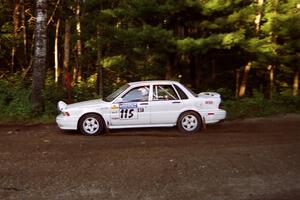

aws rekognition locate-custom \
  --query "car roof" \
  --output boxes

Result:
[128,80,179,86]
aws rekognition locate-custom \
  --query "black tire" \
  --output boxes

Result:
[78,113,104,136]
[177,111,201,134]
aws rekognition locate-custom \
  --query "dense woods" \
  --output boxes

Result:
[0,0,299,119]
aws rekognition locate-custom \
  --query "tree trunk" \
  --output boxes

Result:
[189,54,197,89]
[238,62,251,97]
[293,66,299,96]
[12,0,20,73]
[96,25,103,98]
[195,55,201,89]
[54,19,60,84]
[255,0,264,33]
[74,0,82,83]
[47,0,60,25]
[22,33,35,79]
[267,65,274,99]
[64,19,72,103]
[238,0,264,98]
[20,0,27,67]
[211,59,216,81]
[235,69,240,98]
[165,56,172,80]
[31,0,47,114]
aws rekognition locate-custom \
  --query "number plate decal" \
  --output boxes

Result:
[119,103,138,119]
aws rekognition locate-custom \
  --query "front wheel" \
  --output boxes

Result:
[78,114,104,136]
[177,111,201,134]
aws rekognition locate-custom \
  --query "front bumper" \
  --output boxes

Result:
[56,114,78,130]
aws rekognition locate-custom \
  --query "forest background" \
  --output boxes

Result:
[0,0,299,122]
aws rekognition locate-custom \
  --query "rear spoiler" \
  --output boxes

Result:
[198,92,221,98]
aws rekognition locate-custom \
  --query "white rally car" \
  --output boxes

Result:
[56,80,226,135]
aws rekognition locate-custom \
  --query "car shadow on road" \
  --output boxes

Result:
[57,123,231,137]
[106,127,189,137]
[59,127,198,137]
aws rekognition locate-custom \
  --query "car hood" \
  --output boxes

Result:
[65,99,107,110]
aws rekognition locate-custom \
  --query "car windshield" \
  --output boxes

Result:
[103,84,130,102]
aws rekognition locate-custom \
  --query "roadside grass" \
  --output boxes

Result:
[223,95,300,120]
[0,113,55,125]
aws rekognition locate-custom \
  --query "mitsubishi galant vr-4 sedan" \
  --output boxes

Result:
[56,80,226,135]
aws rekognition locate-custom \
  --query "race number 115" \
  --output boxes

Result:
[120,108,135,119]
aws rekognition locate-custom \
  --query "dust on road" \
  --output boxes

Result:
[0,114,300,200]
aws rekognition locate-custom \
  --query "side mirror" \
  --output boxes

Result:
[58,101,67,111]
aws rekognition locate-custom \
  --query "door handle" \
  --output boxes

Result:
[140,103,148,105]
[172,101,181,104]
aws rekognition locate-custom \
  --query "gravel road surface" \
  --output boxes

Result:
[0,114,300,200]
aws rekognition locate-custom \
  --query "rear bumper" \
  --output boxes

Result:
[201,109,226,124]
[56,114,78,130]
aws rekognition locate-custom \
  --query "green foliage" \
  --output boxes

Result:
[73,80,99,102]
[177,30,245,53]
[224,95,300,120]
[101,55,127,69]
[0,72,103,123]
[216,87,234,100]
[0,74,32,121]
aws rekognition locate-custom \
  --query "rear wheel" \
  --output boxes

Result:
[177,111,201,134]
[78,114,104,136]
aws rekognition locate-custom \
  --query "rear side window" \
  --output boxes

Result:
[153,85,179,101]
[174,84,188,99]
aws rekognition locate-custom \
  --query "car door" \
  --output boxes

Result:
[110,85,150,126]
[150,84,186,125]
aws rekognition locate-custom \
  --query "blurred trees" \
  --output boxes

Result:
[0,0,299,113]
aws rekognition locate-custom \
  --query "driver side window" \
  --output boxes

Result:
[121,86,149,102]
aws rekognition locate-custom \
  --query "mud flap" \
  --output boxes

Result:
[105,121,110,133]
[202,116,207,130]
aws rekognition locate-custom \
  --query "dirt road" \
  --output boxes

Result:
[0,114,300,200]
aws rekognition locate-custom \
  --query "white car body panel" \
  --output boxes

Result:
[149,100,186,124]
[56,80,226,132]
[110,102,151,126]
